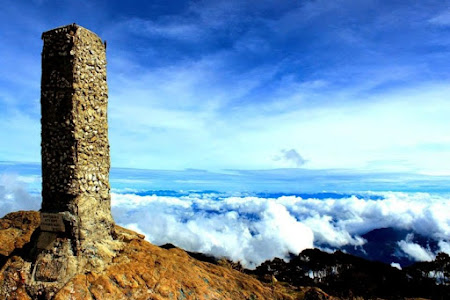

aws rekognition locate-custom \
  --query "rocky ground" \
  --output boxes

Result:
[0,211,334,300]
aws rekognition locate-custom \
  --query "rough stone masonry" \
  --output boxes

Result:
[31,24,119,292]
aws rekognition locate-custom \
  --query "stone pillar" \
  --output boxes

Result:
[34,24,116,287]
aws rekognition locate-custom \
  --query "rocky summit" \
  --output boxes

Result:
[0,211,333,300]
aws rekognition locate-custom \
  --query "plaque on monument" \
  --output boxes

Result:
[40,212,65,232]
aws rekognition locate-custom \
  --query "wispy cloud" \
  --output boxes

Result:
[1,1,450,174]
[429,10,450,26]
[5,161,450,197]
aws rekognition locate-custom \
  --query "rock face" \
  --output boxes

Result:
[0,211,327,300]
[0,211,40,258]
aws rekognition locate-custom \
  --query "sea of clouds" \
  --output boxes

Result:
[1,173,449,269]
[111,190,450,268]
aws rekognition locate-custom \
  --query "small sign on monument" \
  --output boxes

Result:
[40,213,65,232]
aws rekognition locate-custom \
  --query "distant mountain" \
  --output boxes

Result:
[342,227,439,267]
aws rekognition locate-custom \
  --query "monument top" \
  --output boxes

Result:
[41,23,99,38]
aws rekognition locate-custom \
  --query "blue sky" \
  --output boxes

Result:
[1,0,450,174]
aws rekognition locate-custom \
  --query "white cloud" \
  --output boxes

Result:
[302,214,366,247]
[110,190,450,267]
[273,149,307,167]
[0,174,40,217]
[398,240,435,262]
[1,174,448,267]
[111,194,314,268]
[438,240,450,254]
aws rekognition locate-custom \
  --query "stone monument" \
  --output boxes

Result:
[32,23,118,292]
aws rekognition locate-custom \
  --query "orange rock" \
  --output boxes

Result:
[0,211,40,257]
[0,256,32,300]
[0,211,326,299]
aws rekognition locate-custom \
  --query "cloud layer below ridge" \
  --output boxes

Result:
[1,172,448,268]
[111,191,450,268]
